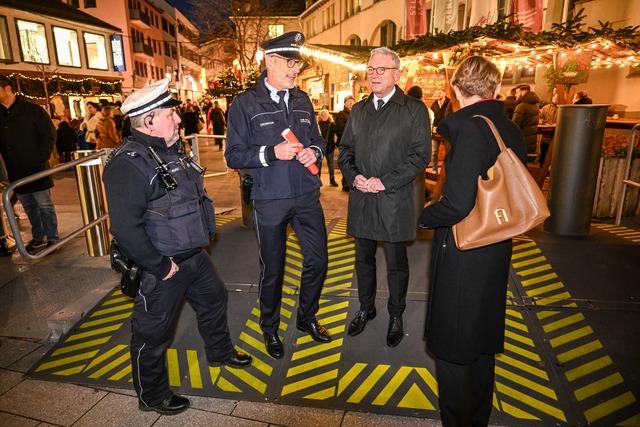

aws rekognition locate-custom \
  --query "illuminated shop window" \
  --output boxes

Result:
[83,32,108,70]
[268,25,284,38]
[53,27,81,67]
[0,16,13,61]
[16,19,49,64]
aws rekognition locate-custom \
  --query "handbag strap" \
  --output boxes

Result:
[473,115,508,152]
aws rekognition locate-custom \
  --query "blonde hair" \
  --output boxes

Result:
[318,109,334,123]
[451,56,502,99]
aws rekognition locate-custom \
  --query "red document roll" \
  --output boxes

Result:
[281,128,319,175]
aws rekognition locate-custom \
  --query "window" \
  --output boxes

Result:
[380,21,396,46]
[16,19,49,64]
[164,41,170,57]
[169,24,175,37]
[53,27,81,67]
[0,16,13,62]
[268,25,284,39]
[84,0,97,7]
[348,35,361,46]
[162,17,168,32]
[83,32,108,70]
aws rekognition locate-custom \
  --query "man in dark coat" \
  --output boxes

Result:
[0,75,59,252]
[512,84,540,156]
[208,101,226,150]
[430,88,451,172]
[334,95,355,191]
[338,47,430,347]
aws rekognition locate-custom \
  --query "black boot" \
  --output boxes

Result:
[0,238,12,257]
[330,177,339,187]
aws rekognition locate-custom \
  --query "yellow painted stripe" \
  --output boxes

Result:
[326,265,355,275]
[372,366,413,405]
[497,354,548,380]
[285,263,302,273]
[565,355,613,382]
[322,284,352,292]
[537,310,561,320]
[495,381,566,421]
[527,282,565,297]
[245,319,262,335]
[88,353,129,379]
[543,313,586,333]
[226,368,268,394]
[618,413,640,426]
[305,386,336,400]
[504,330,535,347]
[574,372,624,401]
[495,366,557,400]
[513,241,537,251]
[557,340,603,364]
[511,248,542,260]
[90,304,134,317]
[287,353,341,377]
[52,365,86,376]
[281,369,339,396]
[291,338,344,361]
[167,348,181,387]
[549,326,594,348]
[338,363,367,396]
[517,264,553,277]
[414,367,439,396]
[186,350,203,389]
[217,376,242,392]
[316,313,348,327]
[499,401,541,420]
[506,309,524,320]
[209,366,220,385]
[503,342,542,363]
[584,391,636,423]
[521,273,559,287]
[72,324,122,337]
[317,300,350,315]
[34,351,98,372]
[535,292,572,306]
[324,273,355,285]
[81,314,131,328]
[512,256,547,269]
[102,296,132,306]
[109,364,132,381]
[328,256,354,266]
[505,318,529,332]
[83,344,129,373]
[52,337,111,356]
[347,365,391,403]
[294,325,344,344]
[328,246,355,255]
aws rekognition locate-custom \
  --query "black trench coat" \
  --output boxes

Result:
[338,87,430,243]
[419,100,527,364]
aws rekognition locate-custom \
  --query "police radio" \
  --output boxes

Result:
[147,145,178,190]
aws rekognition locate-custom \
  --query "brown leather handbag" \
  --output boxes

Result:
[452,115,550,250]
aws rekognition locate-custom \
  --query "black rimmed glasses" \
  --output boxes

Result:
[366,66,398,75]
[273,55,304,69]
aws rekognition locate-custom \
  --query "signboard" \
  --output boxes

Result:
[110,34,126,72]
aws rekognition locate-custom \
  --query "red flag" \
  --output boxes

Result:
[512,0,543,33]
[406,0,427,39]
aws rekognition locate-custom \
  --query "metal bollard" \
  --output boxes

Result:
[73,150,110,256]
[543,104,610,236]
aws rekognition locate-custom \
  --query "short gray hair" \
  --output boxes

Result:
[369,47,401,69]
[129,110,156,129]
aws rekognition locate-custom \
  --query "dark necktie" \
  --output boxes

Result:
[377,99,384,110]
[277,90,288,116]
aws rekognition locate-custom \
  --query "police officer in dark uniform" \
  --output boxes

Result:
[103,78,251,416]
[225,32,331,360]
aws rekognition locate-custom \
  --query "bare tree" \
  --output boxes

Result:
[188,0,300,81]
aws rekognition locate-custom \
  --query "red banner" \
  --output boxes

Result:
[512,0,543,33]
[405,0,427,39]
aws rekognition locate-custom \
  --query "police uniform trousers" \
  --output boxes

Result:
[253,190,328,334]
[131,249,235,407]
[354,238,409,317]
[436,354,495,427]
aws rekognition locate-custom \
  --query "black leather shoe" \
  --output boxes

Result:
[330,179,339,187]
[0,238,12,257]
[139,393,190,415]
[386,316,404,347]
[263,333,284,359]
[209,351,253,369]
[347,308,376,336]
[296,320,332,343]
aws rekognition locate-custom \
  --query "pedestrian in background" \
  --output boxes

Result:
[419,56,527,427]
[334,95,355,191]
[338,47,430,348]
[317,109,338,186]
[225,31,331,360]
[208,101,226,151]
[0,75,59,252]
[512,84,540,157]
[55,116,77,163]
[96,106,120,150]
[103,78,251,416]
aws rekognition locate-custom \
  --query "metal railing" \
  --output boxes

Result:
[2,150,108,261]
[615,123,640,225]
[183,133,228,178]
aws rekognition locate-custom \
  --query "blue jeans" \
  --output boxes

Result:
[16,190,59,241]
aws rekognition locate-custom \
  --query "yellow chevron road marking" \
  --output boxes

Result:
[565,355,613,382]
[543,313,586,333]
[549,326,594,348]
[503,342,541,362]
[347,365,390,403]
[496,381,566,421]
[497,354,547,380]
[83,344,128,373]
[504,330,535,347]
[584,392,637,423]
[372,366,412,405]
[575,372,624,401]
[338,363,367,396]
[187,350,203,389]
[499,401,541,420]
[398,383,435,410]
[109,364,132,381]
[495,366,558,400]
[52,337,111,356]
[68,324,123,340]
[226,367,268,394]
[217,376,242,392]
[90,303,134,317]
[286,353,342,377]
[281,369,339,396]
[520,272,558,287]
[35,351,98,372]
[167,348,180,387]
[88,352,129,379]
[512,256,547,269]
[291,338,344,361]
[81,313,131,328]
[557,340,603,364]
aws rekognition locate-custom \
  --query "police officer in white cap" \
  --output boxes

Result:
[103,78,252,416]
[226,32,331,360]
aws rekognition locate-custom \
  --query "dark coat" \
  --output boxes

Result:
[334,107,350,145]
[56,121,77,153]
[419,100,527,364]
[431,96,451,127]
[338,87,430,243]
[318,120,335,153]
[0,96,55,193]
[182,111,199,136]
[512,91,540,154]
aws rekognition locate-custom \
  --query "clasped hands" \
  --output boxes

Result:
[274,140,317,168]
[354,174,385,193]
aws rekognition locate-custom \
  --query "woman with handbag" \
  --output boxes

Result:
[419,56,527,426]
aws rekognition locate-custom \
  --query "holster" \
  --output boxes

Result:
[110,239,142,298]
[238,169,253,205]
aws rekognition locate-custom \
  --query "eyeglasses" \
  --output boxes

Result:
[273,55,304,69]
[366,66,398,75]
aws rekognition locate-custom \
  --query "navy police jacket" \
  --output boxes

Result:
[103,129,215,279]
[225,71,325,200]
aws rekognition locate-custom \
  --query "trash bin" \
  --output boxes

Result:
[73,150,110,256]
[543,104,610,236]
